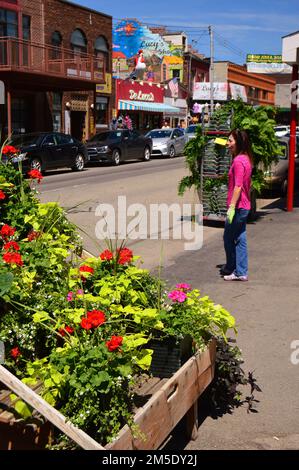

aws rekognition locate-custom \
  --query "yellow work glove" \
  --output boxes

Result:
[227,205,235,224]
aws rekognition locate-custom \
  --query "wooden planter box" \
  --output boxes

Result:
[0,340,216,450]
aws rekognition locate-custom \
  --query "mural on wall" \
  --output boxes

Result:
[113,19,183,81]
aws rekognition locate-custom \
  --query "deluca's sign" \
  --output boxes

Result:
[129,89,154,101]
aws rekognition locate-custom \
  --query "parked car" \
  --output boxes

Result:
[146,128,185,158]
[4,132,88,173]
[185,124,200,142]
[264,136,299,195]
[86,129,152,165]
[274,125,290,137]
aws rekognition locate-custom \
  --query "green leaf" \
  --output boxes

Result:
[0,272,14,297]
[134,349,153,370]
[10,395,32,418]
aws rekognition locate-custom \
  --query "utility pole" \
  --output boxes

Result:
[209,25,214,117]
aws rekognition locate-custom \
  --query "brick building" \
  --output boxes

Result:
[0,0,112,140]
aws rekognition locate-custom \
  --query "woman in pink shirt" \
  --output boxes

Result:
[222,129,253,281]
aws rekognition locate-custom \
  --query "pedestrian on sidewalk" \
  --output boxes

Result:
[222,129,253,281]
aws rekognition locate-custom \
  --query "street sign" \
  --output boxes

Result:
[0,81,5,104]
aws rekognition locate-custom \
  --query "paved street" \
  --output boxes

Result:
[39,158,222,270]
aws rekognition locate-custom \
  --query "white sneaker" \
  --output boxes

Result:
[224,273,248,281]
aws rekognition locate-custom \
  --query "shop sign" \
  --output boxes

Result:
[96,74,112,94]
[117,79,164,103]
[246,54,292,74]
[129,89,154,101]
[229,83,247,102]
[193,82,228,101]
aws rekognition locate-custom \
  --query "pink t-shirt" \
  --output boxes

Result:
[227,154,252,210]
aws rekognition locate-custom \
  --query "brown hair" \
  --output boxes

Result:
[229,129,253,164]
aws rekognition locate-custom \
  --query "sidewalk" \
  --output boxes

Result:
[161,195,299,450]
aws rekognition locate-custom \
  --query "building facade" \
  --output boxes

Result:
[0,0,112,140]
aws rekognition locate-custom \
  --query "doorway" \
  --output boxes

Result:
[71,111,86,141]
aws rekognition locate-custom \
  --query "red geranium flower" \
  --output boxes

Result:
[0,190,6,200]
[87,309,106,327]
[10,347,21,359]
[117,248,133,265]
[3,241,20,252]
[100,249,113,261]
[2,145,18,155]
[0,224,16,239]
[58,325,74,337]
[79,265,94,278]
[27,169,43,183]
[106,335,123,352]
[27,230,41,241]
[80,317,93,330]
[2,251,23,266]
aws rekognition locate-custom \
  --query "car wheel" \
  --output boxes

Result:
[169,146,175,158]
[143,146,151,161]
[72,153,85,171]
[30,158,42,173]
[112,149,120,166]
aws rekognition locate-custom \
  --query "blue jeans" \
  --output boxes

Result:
[223,208,250,277]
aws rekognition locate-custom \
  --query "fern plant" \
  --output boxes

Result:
[179,99,282,196]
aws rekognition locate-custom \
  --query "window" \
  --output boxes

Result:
[51,31,62,59]
[95,97,108,127]
[94,36,109,70]
[43,134,56,146]
[70,29,87,55]
[22,15,30,40]
[57,133,73,145]
[172,69,180,79]
[0,8,18,37]
[163,64,167,81]
[262,90,268,100]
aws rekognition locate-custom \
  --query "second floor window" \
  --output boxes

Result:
[94,35,109,71]
[51,31,62,59]
[22,15,30,40]
[71,29,87,55]
[0,8,18,37]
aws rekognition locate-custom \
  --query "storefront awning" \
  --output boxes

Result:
[119,100,181,113]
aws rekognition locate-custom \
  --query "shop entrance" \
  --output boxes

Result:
[71,111,86,141]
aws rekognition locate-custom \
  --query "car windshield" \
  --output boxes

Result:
[186,126,197,134]
[148,130,172,138]
[89,131,122,142]
[8,133,43,147]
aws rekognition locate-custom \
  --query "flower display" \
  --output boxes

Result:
[0,158,237,449]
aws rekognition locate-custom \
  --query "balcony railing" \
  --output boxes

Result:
[0,37,104,83]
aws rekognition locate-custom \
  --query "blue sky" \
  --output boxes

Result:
[70,0,299,64]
